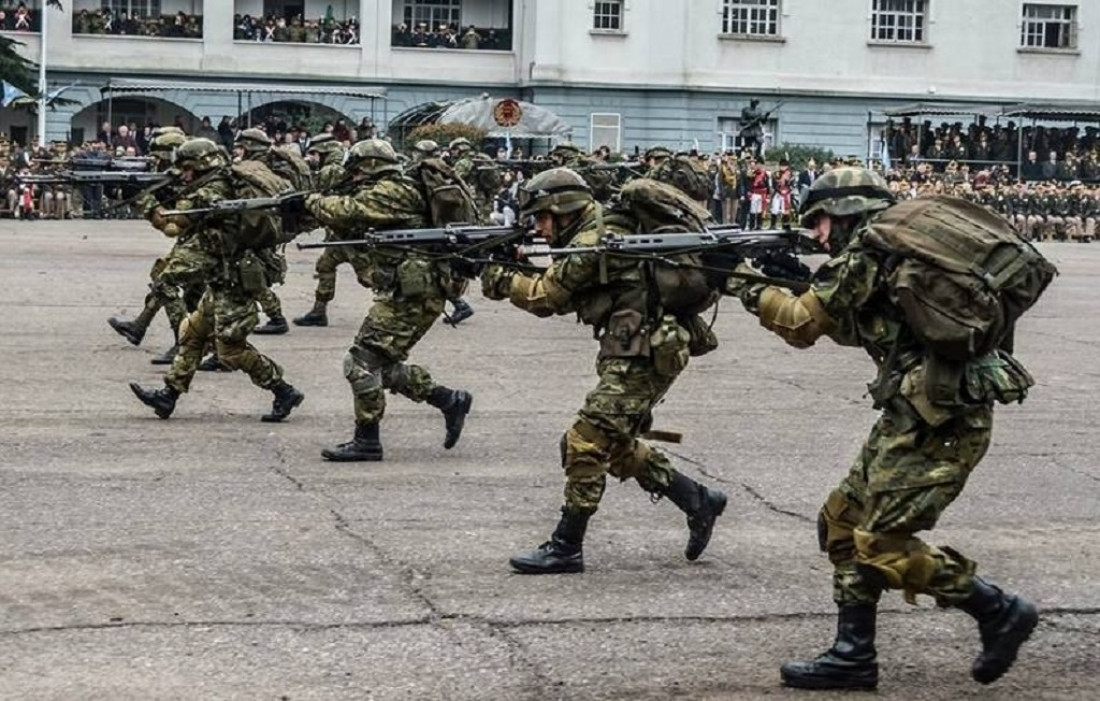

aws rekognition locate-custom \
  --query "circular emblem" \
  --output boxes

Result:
[493,98,523,128]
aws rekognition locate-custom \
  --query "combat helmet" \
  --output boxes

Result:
[518,167,593,220]
[448,137,472,155]
[798,166,895,228]
[345,138,400,177]
[644,145,673,162]
[410,139,440,160]
[175,138,229,172]
[235,127,273,156]
[148,131,187,166]
[150,125,186,139]
[307,132,346,163]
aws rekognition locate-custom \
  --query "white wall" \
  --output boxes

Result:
[525,0,1100,102]
[390,0,508,29]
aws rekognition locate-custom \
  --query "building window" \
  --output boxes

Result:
[402,0,462,33]
[102,1,163,16]
[590,113,621,153]
[870,0,927,43]
[593,1,623,31]
[721,0,780,37]
[1021,3,1077,49]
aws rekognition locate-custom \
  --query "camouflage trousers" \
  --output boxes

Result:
[344,294,445,425]
[563,356,680,515]
[147,236,215,333]
[165,287,283,393]
[255,286,282,317]
[313,246,373,303]
[819,403,993,607]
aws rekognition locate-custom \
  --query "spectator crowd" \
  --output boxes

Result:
[234,12,359,44]
[391,22,510,50]
[882,116,1100,182]
[0,2,37,32]
[72,8,203,38]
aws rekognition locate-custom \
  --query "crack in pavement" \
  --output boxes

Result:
[483,622,564,701]
[666,448,814,524]
[1050,455,1100,485]
[269,447,305,491]
[4,607,1094,638]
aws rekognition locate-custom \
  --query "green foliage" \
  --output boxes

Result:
[771,143,837,170]
[405,123,487,152]
[0,34,37,94]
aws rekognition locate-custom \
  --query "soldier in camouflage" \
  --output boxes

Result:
[232,127,305,336]
[480,168,727,574]
[725,167,1039,690]
[304,139,473,462]
[293,132,372,328]
[107,127,212,366]
[409,139,475,325]
[129,138,305,422]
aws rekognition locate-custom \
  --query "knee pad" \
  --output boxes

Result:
[853,528,937,604]
[343,349,382,395]
[819,489,856,557]
[379,363,411,393]
[564,420,612,470]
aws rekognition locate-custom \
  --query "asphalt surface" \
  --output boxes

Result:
[0,220,1097,701]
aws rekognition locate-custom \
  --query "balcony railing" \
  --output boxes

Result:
[233,15,360,45]
[392,24,512,51]
[72,12,203,39]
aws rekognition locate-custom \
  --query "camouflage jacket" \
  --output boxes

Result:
[504,203,647,331]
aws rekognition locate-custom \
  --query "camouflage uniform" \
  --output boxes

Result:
[482,168,726,574]
[729,167,1041,691]
[130,139,304,423]
[305,142,472,461]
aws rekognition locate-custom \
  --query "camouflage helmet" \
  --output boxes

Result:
[175,138,229,172]
[307,132,342,155]
[411,139,440,158]
[518,167,593,219]
[550,142,582,158]
[150,125,186,139]
[148,131,187,158]
[235,127,272,154]
[644,146,673,162]
[448,137,472,154]
[346,138,400,176]
[798,166,895,228]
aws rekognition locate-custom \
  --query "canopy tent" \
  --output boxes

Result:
[884,102,1005,118]
[1000,102,1100,123]
[388,95,572,144]
[99,77,386,127]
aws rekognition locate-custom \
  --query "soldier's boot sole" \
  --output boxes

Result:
[509,545,584,575]
[780,657,879,691]
[108,317,146,346]
[128,382,177,420]
[442,391,473,450]
[685,488,728,561]
[321,442,383,462]
[293,312,328,327]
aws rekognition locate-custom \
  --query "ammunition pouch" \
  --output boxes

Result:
[237,250,268,294]
[649,314,691,377]
[257,248,287,286]
[963,351,1035,405]
[598,308,650,360]
[395,257,438,301]
[680,313,719,357]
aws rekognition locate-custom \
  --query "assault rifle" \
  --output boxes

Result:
[159,190,307,217]
[16,171,170,185]
[296,224,535,258]
[739,100,786,134]
[523,227,822,291]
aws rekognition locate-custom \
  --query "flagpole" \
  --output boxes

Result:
[37,2,48,147]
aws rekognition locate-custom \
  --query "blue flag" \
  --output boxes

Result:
[2,81,29,108]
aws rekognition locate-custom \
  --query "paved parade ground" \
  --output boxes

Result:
[0,220,1097,700]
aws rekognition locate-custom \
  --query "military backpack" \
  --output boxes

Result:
[412,157,480,226]
[648,155,713,202]
[228,160,292,250]
[611,178,719,317]
[863,195,1058,361]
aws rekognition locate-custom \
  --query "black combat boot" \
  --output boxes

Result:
[108,306,157,346]
[955,577,1039,685]
[293,301,328,327]
[150,344,179,365]
[129,382,180,419]
[261,381,304,423]
[662,471,728,561]
[448,298,475,325]
[198,353,230,372]
[781,604,879,690]
[322,423,383,462]
[254,313,289,335]
[509,508,590,574]
[426,386,473,449]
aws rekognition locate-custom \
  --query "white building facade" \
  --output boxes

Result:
[2,0,1097,154]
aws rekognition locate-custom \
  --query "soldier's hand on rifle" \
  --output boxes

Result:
[700,248,744,290]
[279,194,307,217]
[722,262,759,298]
[480,263,515,300]
[754,250,812,283]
